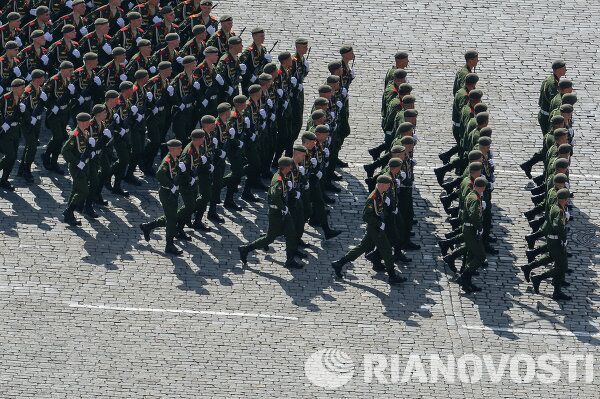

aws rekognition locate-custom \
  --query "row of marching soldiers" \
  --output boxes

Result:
[519,59,576,301]
[432,50,497,293]
[329,51,421,286]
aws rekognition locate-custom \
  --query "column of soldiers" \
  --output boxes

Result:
[519,59,576,301]
[0,1,356,260]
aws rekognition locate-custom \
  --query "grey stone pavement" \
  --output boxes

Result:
[1,0,600,397]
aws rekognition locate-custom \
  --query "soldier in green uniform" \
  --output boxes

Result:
[289,144,309,257]
[238,157,302,269]
[330,174,407,285]
[222,94,248,210]
[452,50,478,96]
[298,132,318,247]
[171,55,199,145]
[238,27,270,94]
[537,60,566,135]
[85,103,111,216]
[0,78,27,190]
[190,115,217,230]
[193,45,219,118]
[139,139,186,255]
[209,103,232,222]
[72,51,103,117]
[60,112,94,225]
[124,69,150,186]
[215,35,244,104]
[240,83,267,202]
[383,51,409,90]
[289,38,309,153]
[549,79,573,116]
[206,14,236,56]
[398,135,420,250]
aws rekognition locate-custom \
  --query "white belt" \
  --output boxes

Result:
[540,110,549,116]
[96,149,102,154]
[210,95,217,100]
[463,223,473,227]
[181,103,192,109]
[452,121,460,127]
[59,104,69,110]
[84,96,91,101]
[269,205,279,209]
[10,122,18,127]
[547,235,559,240]
[384,130,393,136]
[157,106,164,111]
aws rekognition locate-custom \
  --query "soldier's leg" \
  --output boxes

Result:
[20,125,40,179]
[172,112,191,146]
[246,212,284,251]
[282,213,298,258]
[47,119,68,171]
[537,111,549,136]
[342,231,375,263]
[142,119,162,172]
[177,188,198,233]
[193,178,212,223]
[126,127,145,181]
[0,136,18,184]
[112,141,131,193]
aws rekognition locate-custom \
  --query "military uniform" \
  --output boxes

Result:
[221,104,247,207]
[46,37,81,70]
[79,31,113,65]
[289,47,309,150]
[214,49,242,103]
[193,58,219,115]
[72,64,103,115]
[239,39,269,93]
[171,67,199,144]
[0,88,26,188]
[142,70,173,173]
[537,62,562,135]
[111,24,145,59]
[19,79,48,182]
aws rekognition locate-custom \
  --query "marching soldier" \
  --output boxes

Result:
[208,103,231,222]
[0,12,23,49]
[190,114,218,228]
[46,24,82,70]
[133,0,162,29]
[79,18,113,66]
[171,55,199,145]
[72,51,103,116]
[272,51,293,162]
[0,78,27,191]
[180,24,207,63]
[175,0,203,21]
[175,128,206,235]
[239,27,270,94]
[289,38,309,152]
[123,69,150,185]
[86,102,112,208]
[206,14,235,56]
[190,0,218,36]
[111,11,145,59]
[0,41,23,94]
[453,49,478,95]
[149,32,182,74]
[124,38,154,80]
[145,5,179,49]
[88,0,126,35]
[239,83,265,202]
[17,30,50,73]
[383,51,409,89]
[214,35,244,104]
[537,60,566,135]
[22,6,54,42]
[221,94,247,210]
[98,46,128,92]
[52,0,88,41]
[193,45,219,116]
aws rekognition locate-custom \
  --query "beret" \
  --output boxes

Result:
[119,81,133,91]
[166,139,182,148]
[165,33,179,41]
[72,0,85,5]
[469,162,483,172]
[558,79,572,89]
[465,73,479,85]
[7,12,20,21]
[60,61,74,69]
[339,45,353,54]
[404,109,418,118]
[475,112,489,124]
[464,50,478,60]
[318,85,332,93]
[278,51,292,62]
[217,102,231,113]
[31,69,45,79]
[62,24,76,34]
[11,78,25,87]
[473,103,488,113]
[468,150,483,161]
[105,90,119,99]
[201,115,216,124]
[192,25,206,35]
[112,47,126,56]
[4,41,18,50]
[92,104,106,115]
[561,93,577,105]
[248,84,262,94]
[326,75,340,84]
[560,104,574,113]
[550,115,565,124]
[552,59,566,70]
[402,95,415,104]
[314,97,329,106]
[479,127,492,136]
[30,29,44,39]
[134,69,148,79]
[293,144,307,153]
[315,125,330,134]
[388,158,402,168]
[474,176,488,188]
[400,135,415,145]
[478,136,492,146]
[36,6,49,15]
[251,27,264,34]
[182,55,196,65]
[556,188,570,200]
[398,83,412,95]
[160,5,173,14]
[553,173,568,184]
[258,73,272,82]
[553,127,568,138]
[394,51,409,60]
[83,52,98,61]
[190,129,205,139]
[278,156,294,167]
[558,143,572,154]
[295,38,309,45]
[376,175,392,184]
[219,14,233,22]
[158,61,172,70]
[233,94,247,104]
[555,158,570,169]
[328,61,342,71]
[468,89,483,100]
[390,145,405,153]
[200,0,212,4]
[301,132,317,141]
[127,11,141,20]
[204,46,219,55]
[393,68,407,79]
[76,112,91,122]
[137,39,151,47]
[94,18,109,25]
[398,122,414,133]
[228,36,242,45]
[263,63,278,74]
[311,109,326,120]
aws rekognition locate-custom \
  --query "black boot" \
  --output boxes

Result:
[434,163,453,186]
[529,217,545,232]
[111,179,130,197]
[524,205,543,220]
[175,221,192,241]
[449,217,461,230]
[368,143,386,161]
[298,239,313,248]
[530,184,545,195]
[83,200,99,219]
[519,158,535,179]
[284,256,303,269]
[526,246,545,263]
[531,271,549,294]
[165,238,183,256]
[443,249,462,273]
[484,242,499,255]
[531,192,545,206]
[323,193,335,204]
[404,241,421,250]
[238,244,251,264]
[532,174,544,186]
[22,163,34,184]
[191,212,211,231]
[438,146,458,164]
[446,205,459,217]
[123,174,142,186]
[363,163,376,178]
[241,181,259,203]
[552,284,572,301]
[323,222,342,240]
[520,260,541,283]
[525,230,544,249]
[295,249,308,259]
[0,178,14,191]
[336,158,349,168]
[16,163,24,177]
[440,190,458,210]
[365,176,376,192]
[42,152,52,171]
[438,239,452,256]
[394,246,412,263]
[331,258,347,278]
[445,228,461,239]
[140,220,158,241]
[224,188,243,211]
[324,182,341,193]
[387,270,407,285]
[63,204,81,226]
[207,203,225,223]
[441,178,460,194]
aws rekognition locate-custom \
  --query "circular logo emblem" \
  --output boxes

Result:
[304,348,354,389]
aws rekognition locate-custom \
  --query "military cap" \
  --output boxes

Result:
[92,104,106,115]
[560,104,574,113]
[293,144,307,153]
[31,69,45,79]
[228,36,242,46]
[558,79,572,89]
[339,45,353,54]
[112,47,126,56]
[201,115,216,124]
[328,61,342,71]
[165,33,179,42]
[393,68,407,79]
[6,12,20,21]
[263,63,278,74]
[465,73,479,85]
[469,162,483,173]
[166,139,182,148]
[555,158,570,169]
[60,61,74,69]
[468,89,483,100]
[158,61,172,70]
[376,175,393,184]
[474,176,488,188]
[72,0,85,5]
[404,109,418,118]
[301,132,317,141]
[553,127,568,138]
[400,136,415,145]
[314,97,329,106]
[478,136,492,146]
[278,157,294,167]
[219,14,233,22]
[217,102,231,113]
[233,94,247,104]
[160,5,173,14]
[190,129,205,139]
[105,90,119,99]
[388,158,402,168]
[182,55,196,65]
[62,24,76,34]
[468,150,483,161]
[295,38,309,45]
[134,69,148,80]
[318,84,332,94]
[11,78,25,87]
[561,93,577,105]
[326,75,340,84]
[394,51,409,60]
[398,83,412,95]
[552,59,566,70]
[278,51,292,62]
[30,29,44,39]
[553,173,568,184]
[248,84,262,94]
[315,125,330,134]
[550,115,565,124]
[94,18,109,25]
[258,73,272,82]
[391,145,405,154]
[127,11,141,20]
[36,6,49,15]
[204,46,219,55]
[479,127,492,137]
[83,52,98,61]
[558,143,572,154]
[137,39,151,47]
[475,112,489,124]
[556,188,570,200]
[4,41,18,50]
[473,103,488,113]
[464,50,478,60]
[76,112,91,122]
[311,109,326,120]
[397,122,414,134]
[402,95,415,104]
[200,0,212,4]
[251,27,264,34]
[192,25,206,35]
[119,81,133,91]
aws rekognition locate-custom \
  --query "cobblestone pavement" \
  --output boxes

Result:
[1,0,599,397]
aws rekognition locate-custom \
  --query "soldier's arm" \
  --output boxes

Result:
[155,161,172,187]
[61,135,80,164]
[268,177,287,211]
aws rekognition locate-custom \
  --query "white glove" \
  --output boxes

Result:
[119,73,127,81]
[72,48,81,58]
[135,36,143,44]
[113,113,120,123]
[228,127,236,138]
[44,32,53,42]
[282,206,289,215]
[152,16,162,24]
[1,122,10,131]
[211,137,218,146]
[166,85,174,96]
[119,128,126,136]
[350,68,355,79]
[298,83,303,92]
[264,53,272,62]
[88,137,96,147]
[380,222,385,230]
[395,179,401,186]
[267,99,273,108]
[93,76,101,86]
[385,197,391,206]
[193,81,200,90]
[170,185,178,193]
[176,56,183,64]
[239,64,247,73]
[226,86,234,95]
[19,102,25,112]
[323,148,330,157]
[286,180,293,189]
[250,133,256,141]
[400,171,406,179]
[295,191,301,199]
[15,37,22,47]
[489,182,495,190]
[79,26,88,35]
[304,182,310,190]
[259,109,267,118]
[261,122,266,129]
[128,1,134,8]
[149,66,157,74]
[201,155,207,164]
[316,171,323,179]
[66,0,73,7]
[39,91,48,101]
[130,105,138,114]
[565,210,571,220]
[117,17,125,27]
[336,100,343,109]
[51,105,59,114]
[190,177,196,186]
[78,96,84,105]
[202,99,208,107]
[482,201,487,210]
[146,92,153,101]
[152,107,158,115]
[13,66,21,77]
[134,113,142,122]
[206,25,216,35]
[30,116,37,124]
[393,208,398,215]
[179,103,185,111]
[330,111,336,119]
[209,164,214,172]
[244,117,250,128]
[310,158,317,166]
[178,162,186,172]
[220,150,226,159]
[270,113,275,121]
[102,43,112,54]
[215,74,224,85]
[77,161,86,170]
[488,159,494,167]
[304,59,310,71]
[238,141,244,148]
[341,87,348,97]
[0,86,3,95]
[250,74,257,82]
[68,83,75,94]
[299,165,305,175]
[290,76,297,86]
[276,88,283,97]
[103,128,112,138]
[411,159,417,166]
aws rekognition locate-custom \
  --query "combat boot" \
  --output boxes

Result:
[363,163,376,178]
[440,191,458,210]
[140,220,158,241]
[529,184,545,195]
[22,163,34,184]
[165,238,183,256]
[83,200,99,219]
[207,203,225,223]
[552,285,572,301]
[238,244,251,264]
[224,188,243,211]
[434,163,453,186]
[524,205,543,220]
[192,212,211,231]
[519,158,535,179]
[387,270,407,285]
[63,204,81,226]
[441,177,460,194]
[438,146,458,164]
[111,180,130,197]
[284,256,303,269]
[525,230,543,249]
[241,181,259,203]
[529,217,545,232]
[331,258,347,278]
[532,174,544,186]
[520,260,541,283]
[449,217,461,230]
[446,205,459,217]
[438,239,452,256]
[526,246,545,263]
